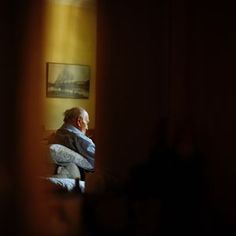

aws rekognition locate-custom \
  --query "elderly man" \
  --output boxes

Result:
[48,107,95,179]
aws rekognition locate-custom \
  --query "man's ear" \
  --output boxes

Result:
[76,118,82,128]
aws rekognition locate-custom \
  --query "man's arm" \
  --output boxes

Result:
[75,137,95,167]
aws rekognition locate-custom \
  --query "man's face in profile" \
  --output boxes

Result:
[78,112,89,134]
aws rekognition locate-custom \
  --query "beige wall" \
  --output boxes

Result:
[42,0,96,130]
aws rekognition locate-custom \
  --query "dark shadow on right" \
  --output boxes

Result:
[81,118,223,236]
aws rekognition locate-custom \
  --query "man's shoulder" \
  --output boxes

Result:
[48,128,77,144]
[56,128,74,135]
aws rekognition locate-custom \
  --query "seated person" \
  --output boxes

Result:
[48,107,95,180]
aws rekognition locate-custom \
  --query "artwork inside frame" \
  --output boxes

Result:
[46,62,90,99]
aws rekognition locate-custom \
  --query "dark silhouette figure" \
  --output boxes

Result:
[125,119,211,235]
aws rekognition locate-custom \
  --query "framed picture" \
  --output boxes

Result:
[46,62,90,99]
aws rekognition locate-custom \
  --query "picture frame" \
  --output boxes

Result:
[46,62,90,99]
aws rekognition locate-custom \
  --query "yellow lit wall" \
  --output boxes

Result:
[43,1,96,130]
